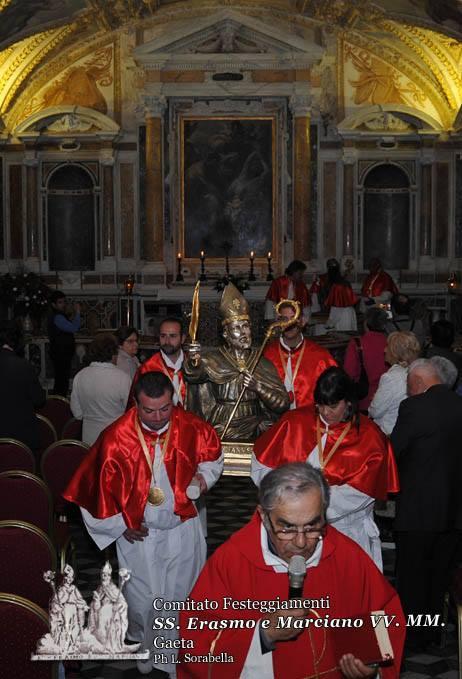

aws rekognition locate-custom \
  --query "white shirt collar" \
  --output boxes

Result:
[260,522,323,573]
[161,349,184,371]
[280,336,304,352]
[141,420,169,436]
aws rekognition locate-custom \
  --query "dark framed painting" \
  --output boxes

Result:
[180,116,275,259]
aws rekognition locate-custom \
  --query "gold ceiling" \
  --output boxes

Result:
[1,0,462,131]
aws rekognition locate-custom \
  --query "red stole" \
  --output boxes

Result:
[325,283,359,308]
[361,270,398,298]
[254,408,399,499]
[63,406,221,529]
[265,275,311,308]
[263,338,337,408]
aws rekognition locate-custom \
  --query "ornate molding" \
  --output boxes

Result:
[144,96,167,117]
[14,105,120,142]
[289,95,312,116]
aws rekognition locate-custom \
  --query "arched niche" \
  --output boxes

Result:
[47,164,96,271]
[363,164,410,270]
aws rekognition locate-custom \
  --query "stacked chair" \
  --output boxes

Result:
[0,396,88,677]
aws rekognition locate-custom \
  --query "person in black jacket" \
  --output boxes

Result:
[0,321,46,451]
[391,358,462,651]
[48,291,81,396]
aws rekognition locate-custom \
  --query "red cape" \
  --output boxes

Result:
[361,271,398,298]
[63,406,221,529]
[253,409,399,499]
[178,513,405,678]
[265,275,311,308]
[128,352,186,409]
[263,338,337,407]
[325,283,359,308]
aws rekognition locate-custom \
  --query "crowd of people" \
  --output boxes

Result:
[2,261,462,678]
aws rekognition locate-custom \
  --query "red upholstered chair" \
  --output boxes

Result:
[40,440,89,514]
[61,417,82,441]
[37,396,72,439]
[35,415,58,461]
[0,592,55,679]
[0,438,36,473]
[0,521,56,610]
[0,471,52,535]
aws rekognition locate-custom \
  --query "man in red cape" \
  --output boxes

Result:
[178,463,405,679]
[128,317,187,408]
[265,260,311,322]
[361,258,398,305]
[64,371,223,675]
[263,300,337,409]
[252,367,399,571]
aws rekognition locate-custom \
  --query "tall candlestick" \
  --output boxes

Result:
[199,250,207,282]
[248,250,256,281]
[266,251,273,281]
[176,252,184,282]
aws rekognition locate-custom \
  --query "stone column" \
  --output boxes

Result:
[24,154,39,258]
[144,100,165,262]
[101,154,115,257]
[420,161,432,257]
[290,96,311,261]
[342,151,356,257]
[9,164,23,259]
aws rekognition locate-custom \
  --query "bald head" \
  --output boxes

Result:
[407,358,442,396]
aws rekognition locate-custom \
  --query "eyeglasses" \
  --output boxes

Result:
[265,514,326,541]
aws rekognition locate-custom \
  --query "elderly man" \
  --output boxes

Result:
[391,358,462,651]
[361,258,398,308]
[263,301,337,409]
[130,317,187,407]
[184,283,289,441]
[178,463,405,679]
[64,371,223,675]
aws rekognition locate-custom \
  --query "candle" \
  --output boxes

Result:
[250,251,255,260]
[176,253,184,282]
[267,251,272,260]
[199,251,207,281]
[177,252,182,259]
[248,251,256,281]
[266,251,273,281]
[200,251,205,259]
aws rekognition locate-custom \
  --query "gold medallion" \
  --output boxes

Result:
[148,487,165,506]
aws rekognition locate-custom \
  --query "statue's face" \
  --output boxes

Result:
[223,319,252,350]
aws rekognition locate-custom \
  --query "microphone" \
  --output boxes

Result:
[288,555,306,599]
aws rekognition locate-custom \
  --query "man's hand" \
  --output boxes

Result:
[194,472,207,494]
[123,525,149,543]
[261,607,307,643]
[242,371,261,394]
[339,654,378,678]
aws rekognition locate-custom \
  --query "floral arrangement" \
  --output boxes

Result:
[0,272,52,318]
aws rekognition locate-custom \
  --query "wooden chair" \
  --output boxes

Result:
[40,440,89,514]
[0,592,56,678]
[37,396,72,439]
[0,521,56,610]
[0,438,36,473]
[0,471,52,536]
[35,415,57,461]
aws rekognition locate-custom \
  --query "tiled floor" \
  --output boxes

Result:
[67,476,458,678]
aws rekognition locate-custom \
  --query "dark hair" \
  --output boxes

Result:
[285,260,306,277]
[50,290,65,304]
[365,306,388,332]
[391,293,410,316]
[314,367,359,426]
[116,326,139,346]
[134,371,174,401]
[430,319,455,348]
[87,334,118,363]
[0,320,23,353]
[159,317,185,336]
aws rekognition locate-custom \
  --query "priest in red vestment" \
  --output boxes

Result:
[263,300,337,409]
[128,317,187,408]
[265,260,311,322]
[252,367,399,571]
[64,371,223,675]
[361,258,398,306]
[178,463,405,679]
[324,265,360,332]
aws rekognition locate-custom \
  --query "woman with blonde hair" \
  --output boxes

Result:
[369,330,421,435]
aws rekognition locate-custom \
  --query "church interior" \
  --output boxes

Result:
[2,0,462,677]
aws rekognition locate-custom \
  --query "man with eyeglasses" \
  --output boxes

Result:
[178,463,405,679]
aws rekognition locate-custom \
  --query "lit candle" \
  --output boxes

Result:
[267,251,272,260]
[177,252,182,260]
[176,253,184,282]
[250,251,255,261]
[248,251,256,281]
[199,251,207,281]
